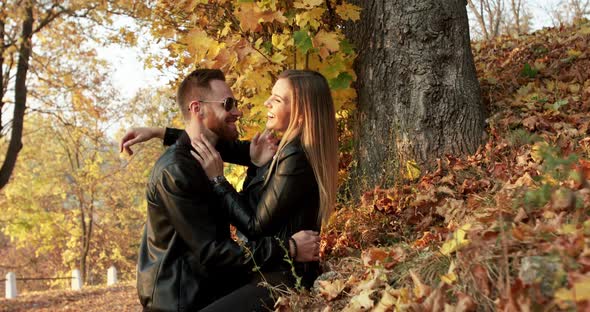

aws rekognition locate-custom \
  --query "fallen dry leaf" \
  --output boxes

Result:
[319,279,346,301]
[410,269,432,299]
[342,289,374,312]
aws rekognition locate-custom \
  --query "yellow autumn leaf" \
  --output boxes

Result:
[313,30,340,52]
[405,160,421,181]
[567,49,582,58]
[184,29,218,61]
[259,10,287,24]
[410,269,431,299]
[559,224,578,235]
[220,22,232,37]
[554,275,590,306]
[440,261,457,285]
[531,141,549,163]
[294,0,323,9]
[440,223,472,256]
[235,3,263,32]
[441,272,457,285]
[319,279,346,301]
[63,74,74,87]
[373,286,396,312]
[569,83,581,93]
[271,52,287,64]
[254,37,264,49]
[271,33,291,50]
[336,3,361,21]
[295,7,324,29]
[580,26,590,35]
[343,289,375,312]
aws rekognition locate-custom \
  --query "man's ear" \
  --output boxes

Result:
[189,101,204,118]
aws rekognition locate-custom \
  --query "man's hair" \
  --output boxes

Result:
[176,69,226,120]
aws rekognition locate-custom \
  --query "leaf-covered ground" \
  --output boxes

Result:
[0,282,138,311]
[2,20,590,312]
[280,21,590,311]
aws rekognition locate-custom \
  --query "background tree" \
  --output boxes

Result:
[0,86,175,288]
[344,0,487,197]
[468,0,505,40]
[547,0,590,26]
[0,0,162,284]
[0,0,151,190]
[466,0,533,39]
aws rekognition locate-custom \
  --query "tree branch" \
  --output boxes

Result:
[0,2,33,189]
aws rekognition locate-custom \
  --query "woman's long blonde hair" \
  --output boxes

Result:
[268,70,338,226]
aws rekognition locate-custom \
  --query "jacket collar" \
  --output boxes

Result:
[262,136,304,186]
[175,130,197,153]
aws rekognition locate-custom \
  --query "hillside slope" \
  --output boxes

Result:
[284,20,590,311]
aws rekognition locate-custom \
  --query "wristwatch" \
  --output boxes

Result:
[210,175,227,185]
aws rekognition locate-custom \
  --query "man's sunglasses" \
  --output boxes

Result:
[198,97,239,112]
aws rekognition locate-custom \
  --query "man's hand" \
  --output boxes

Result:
[291,230,320,262]
[250,130,278,166]
[119,127,165,155]
[191,134,224,179]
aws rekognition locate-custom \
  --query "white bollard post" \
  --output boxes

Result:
[71,269,82,291]
[107,266,117,286]
[5,272,17,299]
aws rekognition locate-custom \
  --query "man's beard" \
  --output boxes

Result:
[209,120,238,141]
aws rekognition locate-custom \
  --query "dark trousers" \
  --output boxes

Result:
[199,271,294,312]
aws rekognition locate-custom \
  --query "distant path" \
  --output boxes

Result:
[0,282,139,311]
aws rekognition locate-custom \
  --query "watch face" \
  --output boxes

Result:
[212,176,225,184]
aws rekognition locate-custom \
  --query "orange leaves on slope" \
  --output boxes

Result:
[306,21,590,312]
[361,247,406,269]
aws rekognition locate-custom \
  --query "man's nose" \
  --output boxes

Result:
[231,106,243,117]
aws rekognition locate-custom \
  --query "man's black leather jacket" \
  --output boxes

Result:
[137,131,287,311]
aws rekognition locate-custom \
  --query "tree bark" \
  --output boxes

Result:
[0,3,33,189]
[1,17,5,135]
[346,0,487,197]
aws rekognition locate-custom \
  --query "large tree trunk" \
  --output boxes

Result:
[346,0,487,196]
[0,4,33,189]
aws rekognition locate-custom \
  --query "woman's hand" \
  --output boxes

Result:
[119,127,165,155]
[250,130,278,166]
[291,230,321,262]
[191,134,224,179]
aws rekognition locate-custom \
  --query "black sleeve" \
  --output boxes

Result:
[163,127,184,146]
[215,140,253,167]
[164,127,254,168]
[156,162,286,272]
[212,149,317,239]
